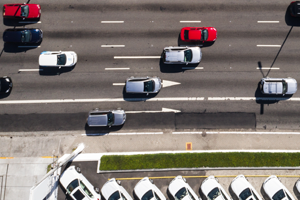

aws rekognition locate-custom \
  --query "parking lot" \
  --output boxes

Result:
[58,161,300,200]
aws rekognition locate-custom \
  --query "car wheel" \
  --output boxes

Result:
[94,187,100,194]
[117,180,121,185]
[75,166,81,173]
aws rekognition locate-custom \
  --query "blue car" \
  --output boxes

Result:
[3,28,43,44]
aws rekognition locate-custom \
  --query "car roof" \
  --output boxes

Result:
[165,51,184,62]
[126,80,144,93]
[101,179,119,199]
[39,54,57,66]
[134,177,153,199]
[87,113,108,126]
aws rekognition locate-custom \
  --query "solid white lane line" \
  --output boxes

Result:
[257,21,279,23]
[82,132,163,136]
[101,45,125,48]
[114,56,160,59]
[173,132,202,134]
[207,131,300,134]
[257,45,281,47]
[18,69,43,72]
[182,67,203,70]
[18,46,40,48]
[256,67,280,70]
[126,108,181,113]
[112,83,125,86]
[180,21,201,23]
[101,21,124,23]
[105,68,130,70]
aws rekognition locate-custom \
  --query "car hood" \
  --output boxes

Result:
[59,166,77,187]
[264,177,283,197]
[191,48,201,63]
[126,81,144,93]
[0,78,11,93]
[263,82,283,94]
[169,180,185,196]
[286,79,297,94]
[27,4,40,18]
[201,179,218,195]
[30,29,42,42]
[113,113,124,126]
[153,78,161,93]
[134,178,153,199]
[87,114,108,126]
[165,51,184,62]
[39,54,57,66]
[3,31,22,43]
[207,27,217,41]
[101,179,118,199]
[65,52,75,66]
[231,177,249,195]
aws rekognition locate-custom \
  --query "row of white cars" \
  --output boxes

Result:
[59,166,300,200]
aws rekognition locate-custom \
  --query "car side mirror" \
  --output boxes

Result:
[186,63,188,65]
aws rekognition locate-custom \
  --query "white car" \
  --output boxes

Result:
[168,175,201,200]
[263,175,295,200]
[231,175,262,200]
[295,178,300,194]
[39,51,77,67]
[163,46,202,64]
[134,177,166,200]
[59,166,100,200]
[260,77,297,95]
[125,76,162,94]
[101,178,133,200]
[201,176,231,200]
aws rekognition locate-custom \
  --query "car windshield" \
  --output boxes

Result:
[144,80,154,92]
[66,179,79,194]
[208,187,221,200]
[201,29,208,41]
[184,30,189,40]
[142,190,154,200]
[175,187,188,200]
[239,188,252,200]
[184,49,193,62]
[21,5,29,17]
[80,180,94,198]
[107,112,114,126]
[272,189,286,200]
[109,191,120,200]
[282,81,287,94]
[57,54,67,65]
[21,30,31,43]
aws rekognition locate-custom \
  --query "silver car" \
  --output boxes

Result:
[163,46,202,64]
[125,76,161,94]
[260,77,297,95]
[87,109,126,127]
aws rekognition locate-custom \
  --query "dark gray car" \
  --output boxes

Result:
[87,109,126,127]
[125,76,161,94]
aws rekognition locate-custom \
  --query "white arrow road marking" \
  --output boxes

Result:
[126,107,181,113]
[162,80,181,88]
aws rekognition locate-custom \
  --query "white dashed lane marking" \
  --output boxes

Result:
[18,69,43,72]
[180,21,201,23]
[101,45,125,48]
[257,21,279,23]
[256,67,280,70]
[257,45,281,47]
[114,56,161,59]
[101,21,124,23]
[105,68,130,70]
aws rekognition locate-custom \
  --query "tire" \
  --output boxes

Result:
[94,187,100,194]
[75,166,81,173]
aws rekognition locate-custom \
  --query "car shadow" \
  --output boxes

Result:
[285,5,300,26]
[4,42,40,53]
[84,123,124,135]
[122,85,158,101]
[228,184,239,200]
[39,65,75,76]
[293,181,300,200]
[166,188,175,200]
[3,18,40,26]
[177,33,215,48]
[260,183,270,200]
[198,186,206,200]
[0,92,11,99]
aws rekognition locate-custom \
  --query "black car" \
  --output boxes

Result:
[3,28,43,44]
[290,1,300,17]
[0,76,13,94]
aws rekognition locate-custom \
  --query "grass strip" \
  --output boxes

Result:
[100,152,300,171]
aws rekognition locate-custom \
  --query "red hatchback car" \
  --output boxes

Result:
[180,27,217,42]
[3,3,41,19]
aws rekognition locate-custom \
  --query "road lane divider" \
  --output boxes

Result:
[126,108,181,113]
[182,67,203,70]
[18,69,43,72]
[114,56,161,59]
[257,21,279,23]
[173,132,202,134]
[207,131,300,134]
[180,21,201,23]
[82,132,163,136]
[256,67,280,70]
[113,83,125,86]
[257,45,281,47]
[105,68,130,70]
[101,21,124,23]
[101,45,125,48]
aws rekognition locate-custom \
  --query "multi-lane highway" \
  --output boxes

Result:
[0,0,299,131]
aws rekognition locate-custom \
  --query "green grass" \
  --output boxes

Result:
[100,152,300,171]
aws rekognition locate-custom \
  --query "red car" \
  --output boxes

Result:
[180,27,217,42]
[3,3,41,19]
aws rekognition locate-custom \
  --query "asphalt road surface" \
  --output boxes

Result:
[0,0,299,131]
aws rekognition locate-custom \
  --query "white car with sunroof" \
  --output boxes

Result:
[168,175,201,200]
[263,175,295,200]
[134,177,166,200]
[231,175,262,200]
[101,178,133,200]
[59,166,100,200]
[39,51,77,67]
[201,176,231,200]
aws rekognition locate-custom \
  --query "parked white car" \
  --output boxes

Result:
[260,77,297,95]
[295,178,300,194]
[101,178,133,200]
[168,175,201,200]
[231,175,262,200]
[39,51,77,67]
[263,175,295,200]
[163,46,202,64]
[59,166,100,200]
[134,177,166,200]
[201,176,231,200]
